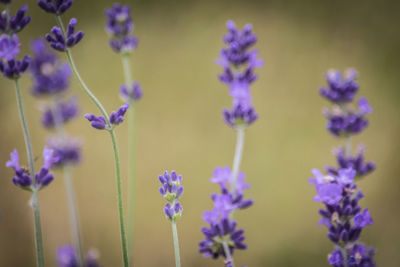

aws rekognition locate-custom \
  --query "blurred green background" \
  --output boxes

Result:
[1,0,399,266]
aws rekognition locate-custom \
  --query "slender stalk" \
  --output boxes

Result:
[50,102,83,265]
[14,78,44,267]
[230,127,245,195]
[121,54,136,259]
[222,241,234,267]
[56,15,129,267]
[171,221,181,267]
[345,135,352,158]
[110,130,129,267]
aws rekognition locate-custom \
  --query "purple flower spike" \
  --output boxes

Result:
[0,34,20,60]
[158,170,184,203]
[57,246,78,267]
[120,82,143,102]
[0,5,31,34]
[109,103,130,125]
[164,202,183,222]
[217,21,261,128]
[84,114,107,130]
[46,18,84,52]
[38,0,73,15]
[41,97,79,128]
[0,55,30,79]
[199,218,247,259]
[30,38,72,96]
[105,3,138,54]
[47,136,81,167]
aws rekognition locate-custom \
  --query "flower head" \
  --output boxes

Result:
[47,136,82,167]
[41,97,79,128]
[0,55,30,79]
[46,18,84,52]
[0,5,31,34]
[0,34,20,60]
[158,170,184,202]
[109,103,130,125]
[320,68,359,103]
[120,82,143,102]
[30,38,71,96]
[164,202,183,222]
[57,245,101,267]
[38,0,73,15]
[84,114,107,130]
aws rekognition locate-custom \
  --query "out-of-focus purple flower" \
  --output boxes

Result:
[120,82,142,102]
[38,0,73,15]
[217,21,262,128]
[0,0,12,4]
[320,69,359,103]
[47,136,82,167]
[0,5,31,34]
[6,147,57,190]
[199,218,247,259]
[313,183,343,205]
[105,3,138,54]
[223,103,258,128]
[57,245,102,267]
[109,103,129,125]
[326,146,376,177]
[0,55,30,79]
[41,97,79,128]
[0,34,20,60]
[30,38,71,96]
[84,114,107,130]
[354,209,373,228]
[358,97,372,115]
[159,170,184,202]
[46,18,84,52]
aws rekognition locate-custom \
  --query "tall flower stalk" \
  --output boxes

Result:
[0,2,50,267]
[105,4,143,262]
[309,69,376,267]
[38,2,130,266]
[199,21,262,266]
[29,38,83,264]
[158,171,184,267]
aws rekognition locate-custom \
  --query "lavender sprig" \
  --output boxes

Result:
[105,3,143,262]
[199,21,261,267]
[57,245,101,267]
[158,171,183,267]
[310,68,376,267]
[29,38,84,264]
[38,3,130,265]
[0,3,46,266]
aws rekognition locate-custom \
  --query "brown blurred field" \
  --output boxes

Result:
[1,0,399,266]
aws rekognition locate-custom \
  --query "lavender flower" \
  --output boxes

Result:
[30,38,71,96]
[85,103,129,130]
[120,82,142,102]
[199,218,247,259]
[217,21,262,128]
[0,5,31,34]
[159,171,184,205]
[57,245,101,267]
[38,0,73,15]
[0,34,20,60]
[0,55,30,79]
[41,97,79,128]
[105,3,138,54]
[164,202,183,222]
[47,136,82,167]
[311,68,376,266]
[6,147,57,190]
[46,18,84,52]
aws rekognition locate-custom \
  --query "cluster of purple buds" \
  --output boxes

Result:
[158,171,184,222]
[38,0,73,15]
[320,69,359,103]
[57,245,101,267]
[46,18,84,52]
[217,21,262,128]
[30,38,72,95]
[0,5,31,34]
[309,168,375,266]
[41,97,79,128]
[326,146,376,178]
[84,103,130,130]
[199,167,252,259]
[105,4,138,54]
[6,147,57,190]
[120,81,143,102]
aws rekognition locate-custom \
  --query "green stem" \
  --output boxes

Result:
[230,128,245,196]
[110,130,129,267]
[171,221,181,267]
[222,241,234,267]
[121,54,136,260]
[14,79,44,267]
[56,15,129,267]
[50,102,83,265]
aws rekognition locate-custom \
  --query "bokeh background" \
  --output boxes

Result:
[1,0,399,266]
